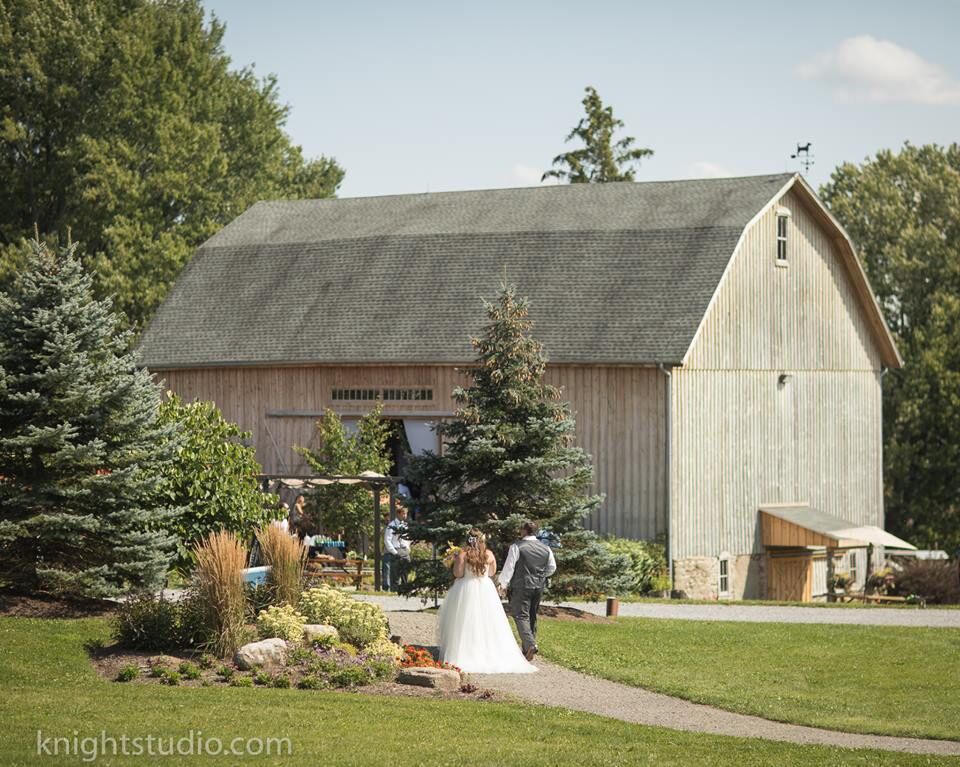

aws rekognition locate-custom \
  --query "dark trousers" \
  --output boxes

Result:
[382,554,408,592]
[508,586,543,653]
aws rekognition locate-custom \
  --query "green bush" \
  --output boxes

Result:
[602,536,671,595]
[116,665,139,682]
[157,394,282,569]
[272,674,291,689]
[257,604,307,642]
[113,595,181,652]
[297,674,326,690]
[299,586,388,648]
[253,670,271,686]
[229,675,254,688]
[329,665,372,688]
[178,661,201,680]
[894,560,960,604]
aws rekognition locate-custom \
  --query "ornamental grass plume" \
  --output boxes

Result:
[193,531,248,657]
[256,523,308,607]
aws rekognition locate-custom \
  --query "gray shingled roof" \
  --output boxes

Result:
[138,174,794,368]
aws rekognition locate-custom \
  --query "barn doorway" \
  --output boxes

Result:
[768,552,813,601]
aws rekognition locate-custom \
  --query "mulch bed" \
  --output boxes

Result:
[535,604,611,623]
[88,644,502,702]
[0,594,117,618]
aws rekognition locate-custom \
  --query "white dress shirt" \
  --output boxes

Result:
[497,535,557,587]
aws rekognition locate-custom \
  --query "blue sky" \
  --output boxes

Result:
[206,0,958,198]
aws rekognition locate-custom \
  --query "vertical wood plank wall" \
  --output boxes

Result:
[672,188,885,562]
[154,364,667,541]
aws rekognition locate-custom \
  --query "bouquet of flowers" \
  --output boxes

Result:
[442,544,462,569]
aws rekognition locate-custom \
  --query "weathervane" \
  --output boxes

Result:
[791,142,814,175]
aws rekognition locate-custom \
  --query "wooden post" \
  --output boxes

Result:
[826,546,836,603]
[373,485,382,593]
[864,544,873,601]
[606,597,619,617]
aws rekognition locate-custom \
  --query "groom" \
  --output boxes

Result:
[497,521,556,661]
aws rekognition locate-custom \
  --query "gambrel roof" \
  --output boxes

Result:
[137,173,900,368]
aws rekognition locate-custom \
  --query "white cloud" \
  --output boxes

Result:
[690,161,739,179]
[797,35,960,105]
[512,164,560,186]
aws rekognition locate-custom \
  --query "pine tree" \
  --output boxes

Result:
[404,284,630,598]
[0,240,180,597]
[542,86,653,183]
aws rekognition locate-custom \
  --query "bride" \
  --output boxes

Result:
[437,529,537,674]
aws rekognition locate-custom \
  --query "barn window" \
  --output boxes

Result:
[776,214,788,262]
[718,556,730,595]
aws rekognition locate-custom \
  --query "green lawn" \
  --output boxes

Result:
[539,617,960,741]
[1,618,957,766]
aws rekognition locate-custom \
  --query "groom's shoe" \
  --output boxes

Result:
[524,645,538,662]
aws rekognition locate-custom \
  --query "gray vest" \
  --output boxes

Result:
[509,538,552,591]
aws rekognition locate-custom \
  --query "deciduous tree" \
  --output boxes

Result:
[821,143,960,552]
[0,0,344,329]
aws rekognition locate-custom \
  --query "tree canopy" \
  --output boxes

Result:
[0,0,343,330]
[821,143,960,553]
[542,86,653,183]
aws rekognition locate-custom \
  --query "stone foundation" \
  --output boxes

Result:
[673,557,719,600]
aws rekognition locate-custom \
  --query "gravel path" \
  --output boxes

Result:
[385,610,960,757]
[361,594,960,628]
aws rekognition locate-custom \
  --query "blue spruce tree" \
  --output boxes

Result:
[0,240,180,597]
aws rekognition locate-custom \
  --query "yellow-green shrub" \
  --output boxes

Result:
[257,604,307,642]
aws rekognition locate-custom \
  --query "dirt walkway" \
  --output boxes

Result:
[386,610,960,757]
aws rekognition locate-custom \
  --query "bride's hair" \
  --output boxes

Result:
[464,528,488,576]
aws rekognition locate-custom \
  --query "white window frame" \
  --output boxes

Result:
[718,553,730,596]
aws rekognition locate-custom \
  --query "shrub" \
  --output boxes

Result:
[895,560,960,604]
[216,665,234,680]
[602,536,671,595]
[256,604,307,642]
[229,675,254,688]
[255,524,308,606]
[157,394,282,569]
[329,665,372,688]
[253,670,271,686]
[178,661,201,680]
[365,657,399,682]
[299,586,388,649]
[193,532,248,657]
[158,669,181,686]
[272,674,291,689]
[117,665,139,682]
[113,595,180,651]
[365,637,404,663]
[297,674,326,690]
[197,653,216,669]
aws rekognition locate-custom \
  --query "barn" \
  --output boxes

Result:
[137,172,907,600]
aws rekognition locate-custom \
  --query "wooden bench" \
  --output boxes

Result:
[305,556,371,590]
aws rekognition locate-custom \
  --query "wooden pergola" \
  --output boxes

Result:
[258,472,403,592]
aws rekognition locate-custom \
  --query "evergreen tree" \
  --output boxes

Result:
[404,284,630,598]
[542,86,653,183]
[0,240,180,597]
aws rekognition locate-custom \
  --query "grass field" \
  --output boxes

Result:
[2,617,957,766]
[539,617,960,741]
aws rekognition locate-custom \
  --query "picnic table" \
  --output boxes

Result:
[838,591,927,607]
[305,555,372,590]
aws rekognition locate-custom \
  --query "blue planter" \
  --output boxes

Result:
[241,566,271,586]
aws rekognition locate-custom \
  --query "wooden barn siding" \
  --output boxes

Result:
[155,364,667,541]
[672,188,885,561]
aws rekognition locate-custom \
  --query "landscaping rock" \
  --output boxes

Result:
[234,638,287,671]
[303,624,339,643]
[397,667,461,691]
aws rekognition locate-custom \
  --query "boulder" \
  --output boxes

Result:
[303,624,339,643]
[397,667,461,691]
[234,638,287,671]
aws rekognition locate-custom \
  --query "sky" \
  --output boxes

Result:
[205,0,959,199]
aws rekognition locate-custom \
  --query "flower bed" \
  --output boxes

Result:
[401,645,461,674]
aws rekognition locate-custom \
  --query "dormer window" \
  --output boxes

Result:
[776,207,791,263]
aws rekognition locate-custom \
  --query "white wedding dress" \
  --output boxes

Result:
[437,565,537,674]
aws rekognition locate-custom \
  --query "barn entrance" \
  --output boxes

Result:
[768,552,812,601]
